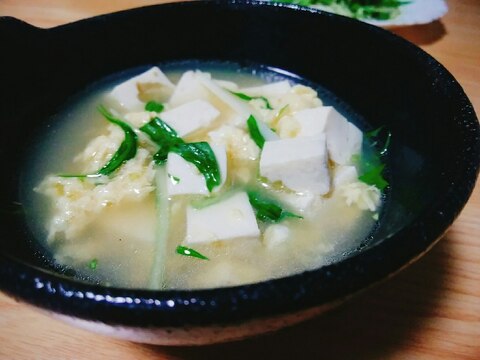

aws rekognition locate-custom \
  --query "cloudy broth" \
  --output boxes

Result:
[23,61,383,290]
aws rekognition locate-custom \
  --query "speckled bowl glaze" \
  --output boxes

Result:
[0,0,479,346]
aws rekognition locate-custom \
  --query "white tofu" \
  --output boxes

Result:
[167,144,227,196]
[160,99,220,137]
[255,116,279,142]
[259,135,330,195]
[214,79,239,91]
[333,165,358,189]
[291,106,363,165]
[276,107,330,139]
[278,191,316,213]
[185,192,260,244]
[240,81,292,98]
[321,107,362,165]
[196,72,252,120]
[346,122,363,161]
[263,224,290,248]
[124,111,154,128]
[110,67,174,111]
[292,107,329,137]
[170,71,263,123]
[169,71,210,107]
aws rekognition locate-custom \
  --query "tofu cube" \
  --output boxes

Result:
[292,107,329,137]
[322,107,362,165]
[185,192,260,244]
[259,135,330,195]
[169,70,210,107]
[110,67,174,111]
[240,80,292,98]
[167,144,227,196]
[278,191,316,214]
[197,72,252,119]
[160,99,220,137]
[292,106,363,165]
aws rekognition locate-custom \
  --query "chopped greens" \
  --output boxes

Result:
[140,119,220,191]
[275,0,409,20]
[96,106,138,176]
[359,163,388,190]
[247,115,266,149]
[145,100,165,113]
[176,245,209,260]
[357,126,391,190]
[59,106,138,178]
[247,190,303,223]
[88,258,98,270]
[229,90,273,110]
[379,131,391,156]
[140,117,184,164]
[365,126,384,138]
[171,142,221,192]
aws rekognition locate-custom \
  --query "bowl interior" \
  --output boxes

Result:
[0,0,478,326]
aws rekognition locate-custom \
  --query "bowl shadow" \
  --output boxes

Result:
[390,20,446,45]
[141,234,453,359]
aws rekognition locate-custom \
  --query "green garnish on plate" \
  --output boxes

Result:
[275,0,409,21]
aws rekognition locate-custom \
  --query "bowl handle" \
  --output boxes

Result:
[0,16,43,32]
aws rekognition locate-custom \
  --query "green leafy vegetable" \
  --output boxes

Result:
[96,106,138,176]
[171,142,221,192]
[247,190,303,223]
[380,131,391,156]
[276,0,409,20]
[247,115,266,149]
[359,163,388,190]
[145,101,164,113]
[140,117,184,164]
[176,245,209,260]
[140,119,220,192]
[59,106,138,178]
[88,258,98,270]
[357,126,391,190]
[229,90,273,110]
[365,125,385,138]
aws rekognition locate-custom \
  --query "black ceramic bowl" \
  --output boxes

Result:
[0,0,479,346]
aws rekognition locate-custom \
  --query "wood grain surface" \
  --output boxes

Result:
[1,1,479,359]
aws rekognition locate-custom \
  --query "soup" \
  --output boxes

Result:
[26,62,387,290]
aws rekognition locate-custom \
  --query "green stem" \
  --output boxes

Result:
[148,165,170,290]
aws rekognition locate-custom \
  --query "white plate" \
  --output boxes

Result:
[279,0,449,28]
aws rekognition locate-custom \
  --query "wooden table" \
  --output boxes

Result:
[1,1,479,359]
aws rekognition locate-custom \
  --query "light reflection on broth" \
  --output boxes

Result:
[23,61,383,290]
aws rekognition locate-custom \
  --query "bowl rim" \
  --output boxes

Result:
[1,0,479,328]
